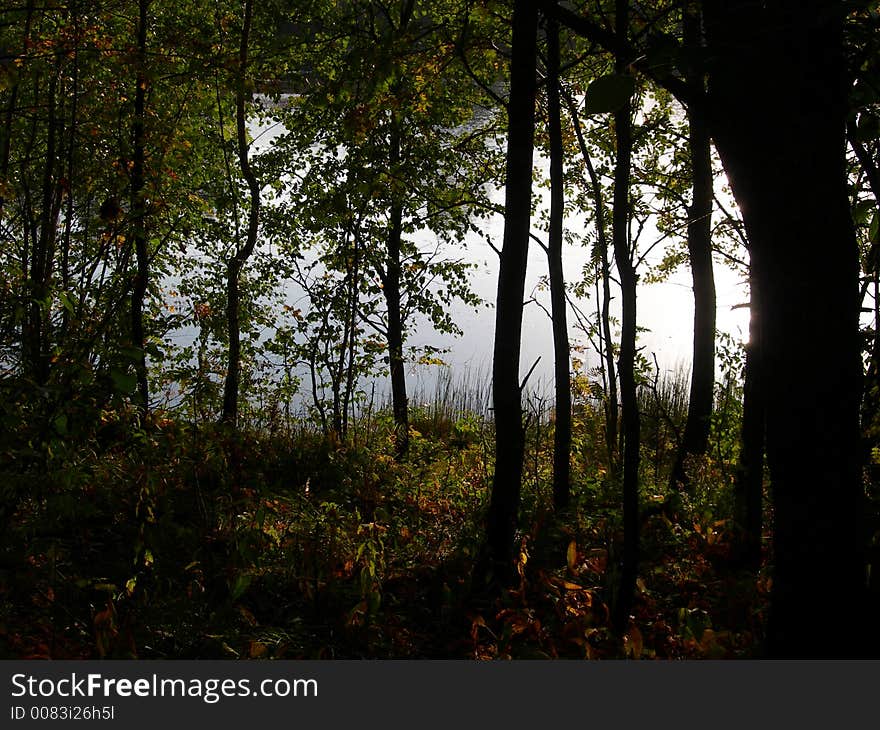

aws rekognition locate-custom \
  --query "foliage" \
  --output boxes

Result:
[0,372,767,659]
[1,0,877,661]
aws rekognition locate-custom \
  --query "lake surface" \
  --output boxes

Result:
[402,208,749,401]
[162,116,751,413]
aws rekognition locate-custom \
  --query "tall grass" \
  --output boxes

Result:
[407,366,492,436]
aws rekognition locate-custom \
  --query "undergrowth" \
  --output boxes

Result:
[0,371,771,659]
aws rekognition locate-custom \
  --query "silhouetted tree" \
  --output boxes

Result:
[484,0,539,580]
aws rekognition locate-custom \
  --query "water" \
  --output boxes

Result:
[158,112,751,414]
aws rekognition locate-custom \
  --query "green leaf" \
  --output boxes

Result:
[583,74,637,114]
[53,414,68,436]
[231,573,252,602]
[853,199,875,226]
[58,290,76,316]
[110,369,137,394]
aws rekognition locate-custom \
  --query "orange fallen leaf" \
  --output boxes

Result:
[624,625,643,659]
[566,541,578,571]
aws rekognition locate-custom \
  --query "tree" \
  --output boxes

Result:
[483,0,538,580]
[130,0,150,414]
[221,0,261,427]
[701,0,868,656]
[608,0,639,635]
[268,0,494,444]
[545,16,572,510]
[668,3,716,491]
[732,266,764,570]
[544,0,872,656]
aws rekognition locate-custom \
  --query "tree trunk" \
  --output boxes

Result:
[130,0,149,413]
[341,230,360,439]
[60,0,80,340]
[484,0,538,581]
[670,4,716,490]
[382,1,415,455]
[704,0,869,656]
[25,68,61,388]
[0,0,35,220]
[222,0,260,427]
[546,17,571,511]
[385,129,409,456]
[611,0,639,634]
[732,272,764,570]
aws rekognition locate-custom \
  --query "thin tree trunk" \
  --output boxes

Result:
[384,128,409,455]
[610,0,639,635]
[0,0,35,219]
[732,272,763,570]
[341,230,360,439]
[382,0,415,455]
[222,0,260,426]
[546,18,571,510]
[60,0,79,339]
[670,4,716,490]
[26,67,63,387]
[130,0,149,413]
[484,0,538,581]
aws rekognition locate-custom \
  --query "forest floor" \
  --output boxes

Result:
[0,409,770,660]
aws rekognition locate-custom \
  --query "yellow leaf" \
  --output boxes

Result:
[238,606,257,626]
[624,625,643,659]
[566,540,578,571]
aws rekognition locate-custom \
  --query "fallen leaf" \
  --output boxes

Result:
[624,625,643,659]
[567,541,578,571]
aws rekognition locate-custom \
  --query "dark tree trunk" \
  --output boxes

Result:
[732,273,764,570]
[384,129,409,456]
[341,230,360,439]
[670,5,716,490]
[0,0,35,219]
[60,0,80,334]
[703,0,869,656]
[25,68,61,388]
[130,0,149,413]
[222,0,260,427]
[546,17,571,511]
[383,0,415,455]
[611,0,639,635]
[24,42,66,388]
[484,0,538,581]
[599,213,619,474]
